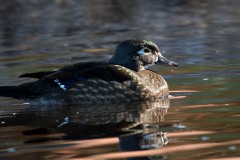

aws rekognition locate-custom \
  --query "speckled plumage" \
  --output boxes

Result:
[0,40,177,105]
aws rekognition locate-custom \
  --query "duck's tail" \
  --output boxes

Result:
[0,80,61,100]
[0,86,23,99]
[0,81,41,99]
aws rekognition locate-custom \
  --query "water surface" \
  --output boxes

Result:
[0,1,240,159]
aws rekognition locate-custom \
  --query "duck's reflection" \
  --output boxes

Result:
[1,99,170,155]
[119,132,168,160]
[58,99,170,139]
[115,100,169,159]
[119,131,168,150]
[0,99,173,159]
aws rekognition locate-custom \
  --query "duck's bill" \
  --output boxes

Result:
[155,53,178,67]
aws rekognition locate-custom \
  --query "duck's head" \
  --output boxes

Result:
[109,39,178,71]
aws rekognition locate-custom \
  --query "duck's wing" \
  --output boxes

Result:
[18,62,113,80]
[18,61,137,83]
[7,62,141,100]
[18,62,116,81]
[19,71,56,79]
[42,62,134,83]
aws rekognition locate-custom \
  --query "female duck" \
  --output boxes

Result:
[0,40,177,105]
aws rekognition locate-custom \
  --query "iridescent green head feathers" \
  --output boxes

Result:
[143,39,160,52]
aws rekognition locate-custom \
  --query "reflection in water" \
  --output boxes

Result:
[119,133,168,160]
[0,99,174,159]
[0,0,240,159]
[119,131,168,150]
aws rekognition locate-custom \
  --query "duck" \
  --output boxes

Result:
[0,39,177,105]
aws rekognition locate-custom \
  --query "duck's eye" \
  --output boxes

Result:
[144,48,150,53]
[137,48,152,55]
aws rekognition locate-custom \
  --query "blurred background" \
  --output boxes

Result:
[1,0,239,62]
[0,0,239,84]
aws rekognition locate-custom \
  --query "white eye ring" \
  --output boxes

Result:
[137,47,151,55]
[155,51,163,62]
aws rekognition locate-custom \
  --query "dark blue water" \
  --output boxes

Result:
[0,1,240,159]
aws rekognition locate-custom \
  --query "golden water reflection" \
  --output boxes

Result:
[0,99,176,159]
[1,98,239,159]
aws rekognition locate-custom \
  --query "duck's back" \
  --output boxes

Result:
[64,65,169,104]
[0,64,169,105]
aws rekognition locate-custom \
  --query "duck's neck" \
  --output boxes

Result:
[108,59,144,72]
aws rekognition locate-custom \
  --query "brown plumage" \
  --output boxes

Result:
[0,40,177,105]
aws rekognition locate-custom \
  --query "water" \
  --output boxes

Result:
[0,0,240,159]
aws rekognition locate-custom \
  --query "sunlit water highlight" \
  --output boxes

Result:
[0,1,240,159]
